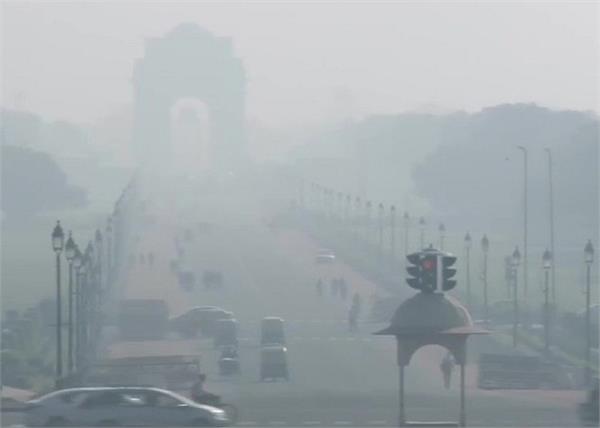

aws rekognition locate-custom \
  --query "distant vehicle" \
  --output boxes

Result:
[82,355,202,392]
[315,248,336,264]
[170,307,233,338]
[117,299,168,340]
[214,319,238,349]
[24,387,230,427]
[260,346,289,381]
[260,317,285,346]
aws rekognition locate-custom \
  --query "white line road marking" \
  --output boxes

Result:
[332,421,352,425]
[267,421,288,426]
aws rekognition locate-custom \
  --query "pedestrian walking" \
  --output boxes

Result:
[440,351,455,389]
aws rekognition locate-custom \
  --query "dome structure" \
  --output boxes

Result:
[374,292,475,336]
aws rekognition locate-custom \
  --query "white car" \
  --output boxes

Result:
[24,386,230,426]
[315,249,336,264]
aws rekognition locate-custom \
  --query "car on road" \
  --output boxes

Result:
[260,346,289,381]
[24,386,230,427]
[260,317,285,346]
[315,248,336,264]
[170,307,234,338]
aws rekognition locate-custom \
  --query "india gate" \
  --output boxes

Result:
[132,23,246,169]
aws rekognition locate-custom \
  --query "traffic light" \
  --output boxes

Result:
[420,253,437,292]
[441,254,457,291]
[406,252,423,290]
[406,249,457,292]
[406,251,437,292]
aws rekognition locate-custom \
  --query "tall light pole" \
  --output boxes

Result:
[64,232,76,374]
[72,246,82,371]
[365,201,372,244]
[542,249,552,352]
[378,203,384,257]
[390,205,396,260]
[464,233,472,309]
[403,212,410,257]
[419,217,425,250]
[517,146,528,298]
[545,148,556,307]
[512,246,521,348]
[106,217,113,287]
[438,223,446,251]
[51,221,65,387]
[482,235,490,324]
[584,240,594,386]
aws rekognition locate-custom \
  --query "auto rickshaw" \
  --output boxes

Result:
[260,346,289,381]
[260,317,285,346]
[214,318,238,348]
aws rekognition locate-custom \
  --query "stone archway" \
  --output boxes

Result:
[132,23,245,170]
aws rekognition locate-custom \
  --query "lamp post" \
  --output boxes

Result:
[482,235,489,324]
[438,223,446,251]
[72,246,82,371]
[51,221,65,387]
[516,146,528,297]
[85,241,95,359]
[544,148,556,307]
[419,217,426,250]
[512,246,521,347]
[584,240,594,386]
[390,205,396,260]
[365,201,372,245]
[64,232,76,374]
[464,233,472,309]
[95,229,103,292]
[542,249,552,352]
[378,203,384,257]
[106,217,113,287]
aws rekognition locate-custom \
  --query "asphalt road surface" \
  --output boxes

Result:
[107,174,583,427]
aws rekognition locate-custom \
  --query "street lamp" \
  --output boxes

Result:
[512,246,521,347]
[72,246,82,370]
[419,217,426,250]
[378,203,384,257]
[584,240,594,386]
[106,217,113,286]
[544,148,556,307]
[482,235,490,324]
[95,229,103,291]
[51,221,64,387]
[542,249,552,352]
[438,223,446,251]
[516,145,528,298]
[390,205,396,260]
[64,232,76,374]
[464,233,472,308]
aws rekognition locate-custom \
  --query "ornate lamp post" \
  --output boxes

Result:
[51,221,65,387]
[512,246,521,347]
[390,205,396,260]
[378,203,384,257]
[516,145,529,297]
[584,240,594,385]
[64,232,77,374]
[419,217,426,250]
[481,235,490,323]
[106,217,113,287]
[542,249,552,352]
[438,223,446,251]
[95,229,103,292]
[464,233,472,308]
[72,246,82,371]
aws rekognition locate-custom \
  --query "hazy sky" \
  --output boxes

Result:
[1,1,598,128]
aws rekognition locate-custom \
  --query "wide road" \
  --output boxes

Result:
[111,172,583,427]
